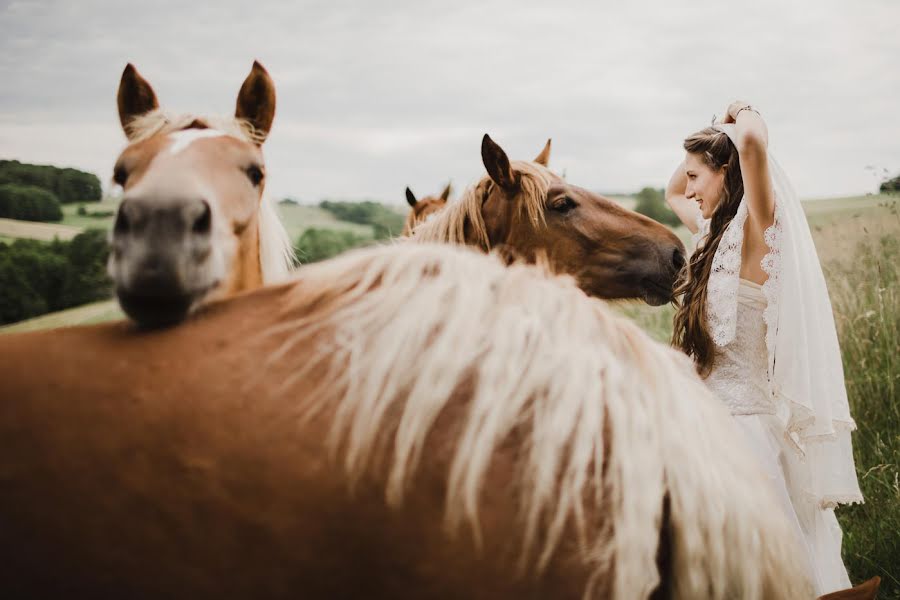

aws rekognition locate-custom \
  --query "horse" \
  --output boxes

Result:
[411,136,685,305]
[0,242,815,599]
[109,61,295,327]
[403,182,452,235]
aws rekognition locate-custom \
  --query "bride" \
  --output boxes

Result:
[665,101,863,595]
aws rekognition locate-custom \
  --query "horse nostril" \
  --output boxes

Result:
[113,205,130,235]
[192,201,212,235]
[672,247,685,271]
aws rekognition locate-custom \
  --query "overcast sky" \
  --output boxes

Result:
[1,0,898,204]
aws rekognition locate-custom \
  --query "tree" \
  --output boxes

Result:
[0,230,112,325]
[0,160,101,203]
[880,174,900,193]
[0,184,63,222]
[633,187,681,227]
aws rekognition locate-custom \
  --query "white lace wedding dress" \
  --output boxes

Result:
[704,278,852,595]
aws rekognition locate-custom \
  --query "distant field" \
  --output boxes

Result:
[0,299,123,334]
[60,201,116,230]
[11,200,377,242]
[276,202,374,239]
[0,217,83,241]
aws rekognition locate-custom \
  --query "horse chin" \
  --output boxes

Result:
[642,291,671,307]
[116,287,200,329]
[640,278,675,307]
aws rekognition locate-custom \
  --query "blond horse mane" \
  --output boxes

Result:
[264,243,811,600]
[411,161,553,249]
[125,109,295,281]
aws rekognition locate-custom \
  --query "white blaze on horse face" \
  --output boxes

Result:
[167,129,227,155]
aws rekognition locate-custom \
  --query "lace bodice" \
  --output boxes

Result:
[704,279,775,415]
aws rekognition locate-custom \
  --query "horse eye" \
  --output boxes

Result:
[551,196,577,213]
[245,165,265,187]
[113,165,128,187]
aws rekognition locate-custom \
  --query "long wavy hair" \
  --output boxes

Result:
[672,127,744,376]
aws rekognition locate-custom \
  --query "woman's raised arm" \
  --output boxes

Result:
[724,102,775,231]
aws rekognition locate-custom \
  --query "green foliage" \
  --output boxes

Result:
[633,187,681,227]
[0,229,112,325]
[319,200,405,239]
[0,183,63,222]
[295,227,370,263]
[0,159,101,203]
[880,173,900,193]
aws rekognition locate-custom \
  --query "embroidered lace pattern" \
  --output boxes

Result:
[704,282,775,415]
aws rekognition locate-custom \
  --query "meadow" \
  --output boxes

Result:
[1,193,897,596]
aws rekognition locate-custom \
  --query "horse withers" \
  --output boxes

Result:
[109,61,295,327]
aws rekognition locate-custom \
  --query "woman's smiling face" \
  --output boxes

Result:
[683,151,727,219]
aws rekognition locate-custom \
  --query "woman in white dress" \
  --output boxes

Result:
[665,101,865,596]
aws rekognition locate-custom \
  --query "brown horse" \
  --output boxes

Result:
[109,61,295,327]
[412,136,685,305]
[403,182,452,235]
[0,243,814,599]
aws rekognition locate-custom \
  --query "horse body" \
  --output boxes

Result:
[0,294,582,599]
[0,243,811,599]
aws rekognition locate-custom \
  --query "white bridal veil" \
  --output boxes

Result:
[698,123,863,509]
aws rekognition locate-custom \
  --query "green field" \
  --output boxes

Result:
[0,300,123,334]
[276,202,375,240]
[0,217,83,241]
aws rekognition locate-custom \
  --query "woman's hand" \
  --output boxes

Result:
[722,100,752,124]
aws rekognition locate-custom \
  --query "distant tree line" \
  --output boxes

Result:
[633,187,681,227]
[0,160,101,204]
[881,174,900,193]
[0,230,112,325]
[319,200,405,240]
[0,184,63,221]
[295,200,408,263]
[295,228,371,263]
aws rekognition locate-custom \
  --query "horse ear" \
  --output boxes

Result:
[440,182,452,202]
[235,60,276,144]
[117,64,159,138]
[481,134,517,191]
[534,138,552,166]
[405,187,417,207]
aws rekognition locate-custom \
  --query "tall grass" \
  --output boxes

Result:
[826,203,899,597]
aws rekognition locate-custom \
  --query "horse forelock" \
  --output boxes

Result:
[124,109,263,145]
[411,161,555,250]
[262,242,811,600]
